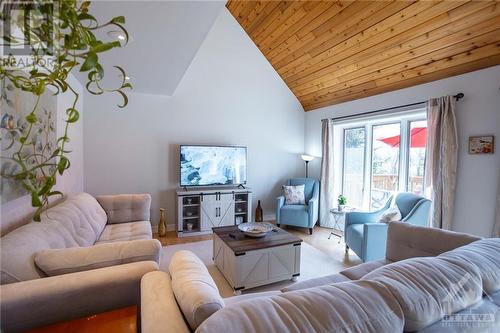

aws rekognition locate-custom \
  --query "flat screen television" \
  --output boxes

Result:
[180,145,247,187]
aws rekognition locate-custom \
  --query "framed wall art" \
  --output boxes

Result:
[468,135,495,154]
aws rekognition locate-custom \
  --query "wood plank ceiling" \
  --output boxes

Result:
[226,1,500,111]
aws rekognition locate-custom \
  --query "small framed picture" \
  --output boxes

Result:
[468,135,495,154]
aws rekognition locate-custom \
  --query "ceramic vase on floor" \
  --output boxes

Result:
[255,200,263,222]
[158,208,167,237]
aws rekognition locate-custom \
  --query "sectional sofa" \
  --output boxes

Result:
[0,192,161,332]
[141,222,500,333]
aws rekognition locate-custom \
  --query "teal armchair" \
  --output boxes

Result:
[276,178,319,235]
[344,192,431,262]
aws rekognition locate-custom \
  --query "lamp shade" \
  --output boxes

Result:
[301,154,315,162]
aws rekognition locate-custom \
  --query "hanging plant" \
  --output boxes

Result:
[0,0,131,220]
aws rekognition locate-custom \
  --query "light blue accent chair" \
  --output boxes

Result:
[344,192,431,262]
[276,178,319,235]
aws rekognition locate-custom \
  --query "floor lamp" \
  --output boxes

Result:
[301,154,315,178]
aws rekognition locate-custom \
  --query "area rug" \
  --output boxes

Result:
[160,240,342,297]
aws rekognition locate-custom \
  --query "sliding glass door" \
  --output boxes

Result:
[370,123,400,209]
[338,110,427,211]
[342,128,365,209]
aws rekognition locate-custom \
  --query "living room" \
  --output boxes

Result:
[1,1,499,332]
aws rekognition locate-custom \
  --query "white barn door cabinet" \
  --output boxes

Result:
[176,188,252,237]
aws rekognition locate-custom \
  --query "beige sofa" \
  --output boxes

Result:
[141,222,500,333]
[0,192,161,332]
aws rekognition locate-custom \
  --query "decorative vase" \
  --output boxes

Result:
[158,208,167,237]
[255,200,263,222]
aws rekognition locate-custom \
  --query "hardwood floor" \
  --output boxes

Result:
[154,231,212,246]
[285,225,362,269]
[26,306,137,333]
[155,224,362,269]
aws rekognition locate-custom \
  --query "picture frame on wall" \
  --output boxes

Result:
[468,135,495,154]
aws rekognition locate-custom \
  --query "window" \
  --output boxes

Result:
[336,110,427,210]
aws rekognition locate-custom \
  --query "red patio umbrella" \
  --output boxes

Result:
[378,127,426,148]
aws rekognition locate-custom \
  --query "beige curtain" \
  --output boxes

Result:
[319,119,335,227]
[425,96,458,230]
[493,169,500,237]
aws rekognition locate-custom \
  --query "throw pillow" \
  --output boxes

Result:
[379,206,402,223]
[282,185,306,205]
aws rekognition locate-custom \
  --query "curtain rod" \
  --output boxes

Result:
[323,93,464,122]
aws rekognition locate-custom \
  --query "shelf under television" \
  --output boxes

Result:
[182,216,200,220]
[183,204,200,207]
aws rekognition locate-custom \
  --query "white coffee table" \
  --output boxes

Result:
[212,225,302,295]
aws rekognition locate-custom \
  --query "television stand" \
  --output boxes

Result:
[176,187,252,237]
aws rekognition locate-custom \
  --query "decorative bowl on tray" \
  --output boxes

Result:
[238,222,274,238]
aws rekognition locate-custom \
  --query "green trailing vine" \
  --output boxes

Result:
[0,0,131,220]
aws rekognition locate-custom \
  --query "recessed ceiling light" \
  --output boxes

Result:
[125,76,131,80]
[117,35,125,41]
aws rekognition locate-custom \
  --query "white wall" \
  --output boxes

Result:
[1,74,84,235]
[83,9,305,229]
[305,66,500,237]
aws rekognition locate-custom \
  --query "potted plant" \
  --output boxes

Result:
[337,195,347,211]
